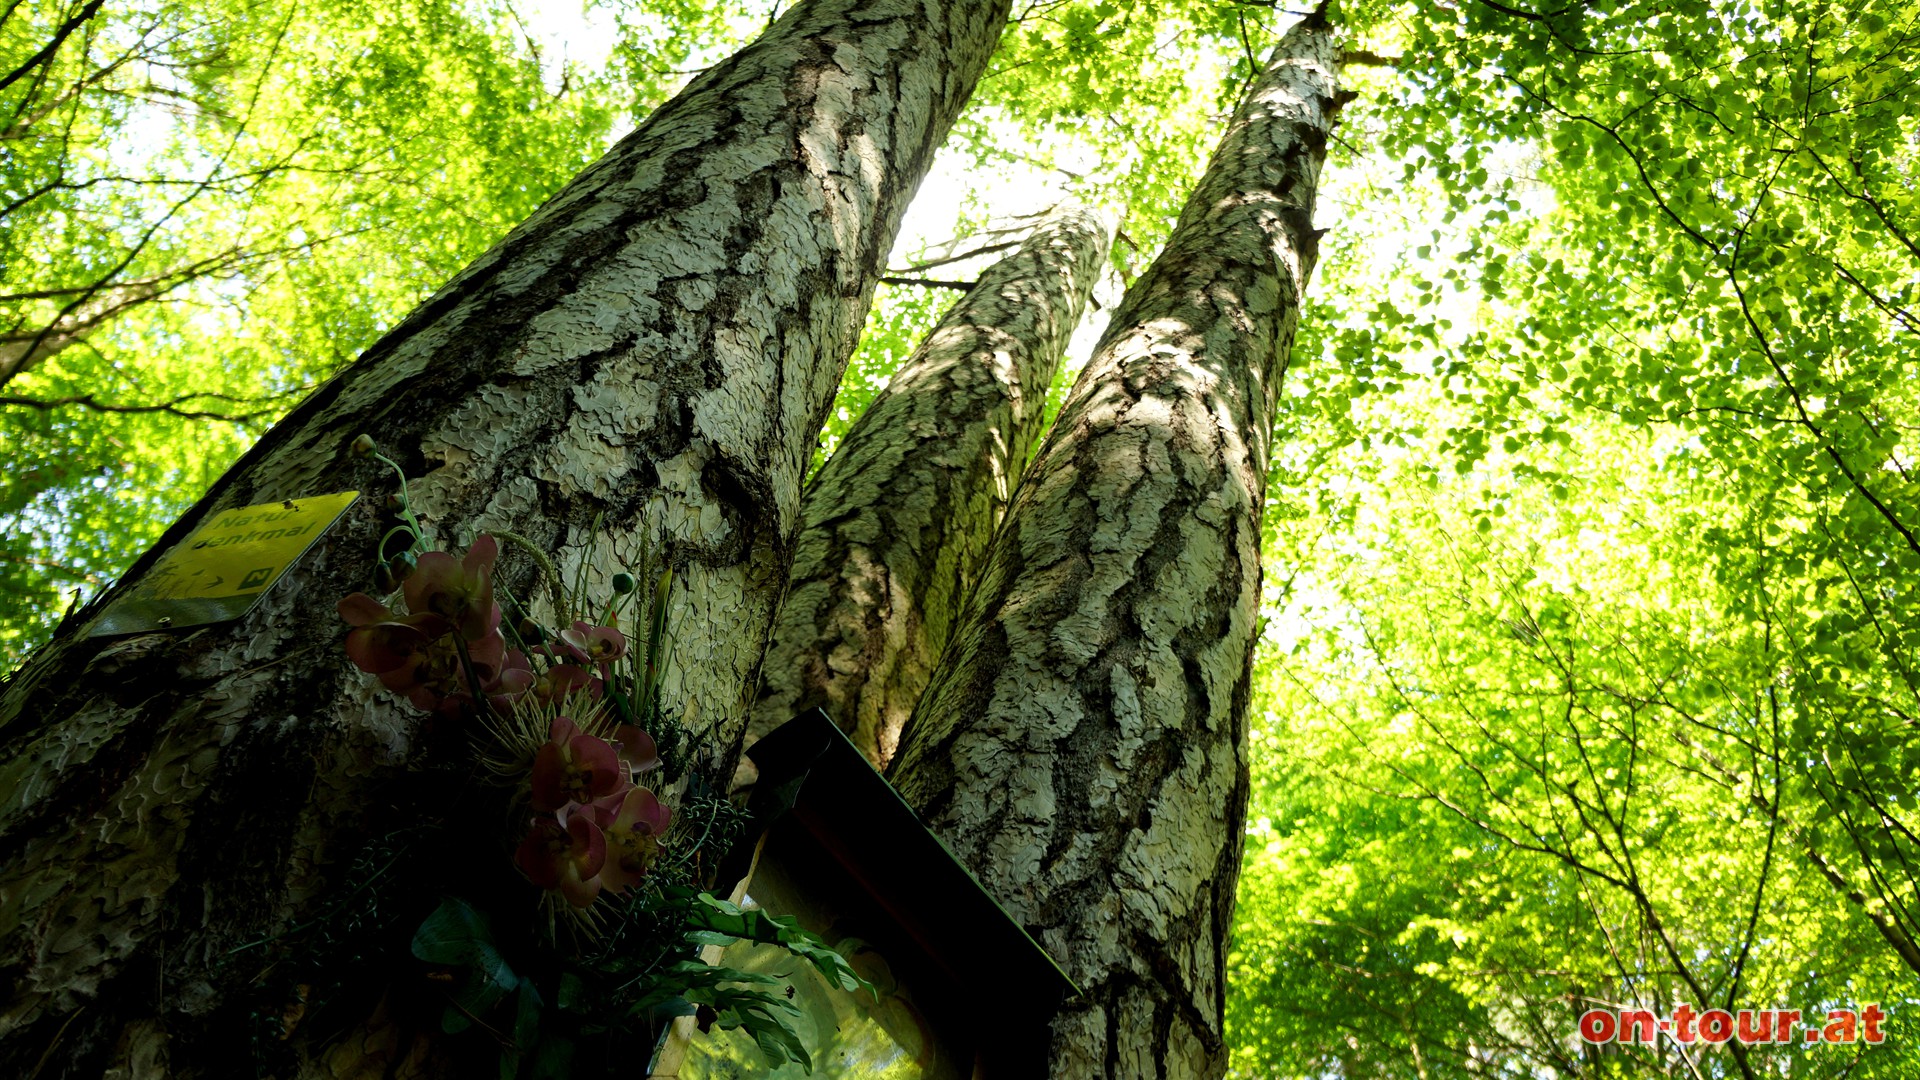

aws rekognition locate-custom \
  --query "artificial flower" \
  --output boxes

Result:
[613,724,661,775]
[338,593,451,675]
[557,621,626,670]
[529,717,629,812]
[589,787,673,894]
[514,813,606,907]
[403,535,500,641]
[531,663,599,704]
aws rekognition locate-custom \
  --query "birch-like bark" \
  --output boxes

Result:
[887,16,1338,1078]
[747,207,1111,768]
[0,0,1008,1074]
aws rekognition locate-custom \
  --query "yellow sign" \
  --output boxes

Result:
[90,491,360,636]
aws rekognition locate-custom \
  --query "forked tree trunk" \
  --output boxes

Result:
[747,207,1111,768]
[887,15,1338,1078]
[0,0,1009,1074]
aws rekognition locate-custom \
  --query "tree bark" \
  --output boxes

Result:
[887,15,1338,1079]
[747,206,1111,769]
[0,0,1009,1074]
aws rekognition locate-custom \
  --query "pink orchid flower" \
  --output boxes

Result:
[529,717,630,812]
[492,649,535,700]
[557,621,626,670]
[403,535,500,642]
[613,724,661,775]
[531,663,600,704]
[588,787,673,895]
[513,813,606,907]
[437,645,534,717]
[338,593,451,675]
[376,625,508,714]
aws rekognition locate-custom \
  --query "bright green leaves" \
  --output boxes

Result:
[0,0,698,665]
[407,889,873,1077]
[1332,0,1920,642]
[633,960,818,1070]
[1237,2,1920,1063]
[1237,403,1920,1074]
[594,0,765,127]
[629,891,876,1073]
[950,0,1276,262]
[808,281,950,479]
[682,892,870,1001]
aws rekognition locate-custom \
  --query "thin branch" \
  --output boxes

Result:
[878,275,975,292]
[0,552,104,584]
[889,239,1019,274]
[1339,48,1402,67]
[0,390,287,423]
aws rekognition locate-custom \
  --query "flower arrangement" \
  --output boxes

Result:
[300,436,866,1077]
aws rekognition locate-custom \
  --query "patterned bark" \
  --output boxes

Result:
[887,17,1338,1079]
[0,0,1009,1074]
[748,207,1111,768]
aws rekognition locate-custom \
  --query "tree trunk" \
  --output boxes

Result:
[886,15,1338,1079]
[0,0,1009,1074]
[746,207,1111,769]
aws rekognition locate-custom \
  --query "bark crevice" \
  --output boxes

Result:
[748,206,1111,768]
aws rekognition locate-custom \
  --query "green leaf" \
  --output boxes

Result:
[685,893,873,996]
[411,898,519,1034]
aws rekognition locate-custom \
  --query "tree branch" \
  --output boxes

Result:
[0,0,103,94]
[0,551,104,584]
[1339,48,1401,67]
[878,275,975,292]
[890,239,1019,274]
[0,390,286,423]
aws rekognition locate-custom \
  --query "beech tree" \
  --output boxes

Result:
[0,0,1009,1072]
[886,15,1337,1075]
[7,0,1919,1077]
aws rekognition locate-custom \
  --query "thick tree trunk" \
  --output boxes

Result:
[887,16,1338,1079]
[746,207,1110,768]
[0,0,1009,1074]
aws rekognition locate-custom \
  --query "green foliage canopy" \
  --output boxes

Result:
[4,0,1918,1076]
[1227,0,1920,1075]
